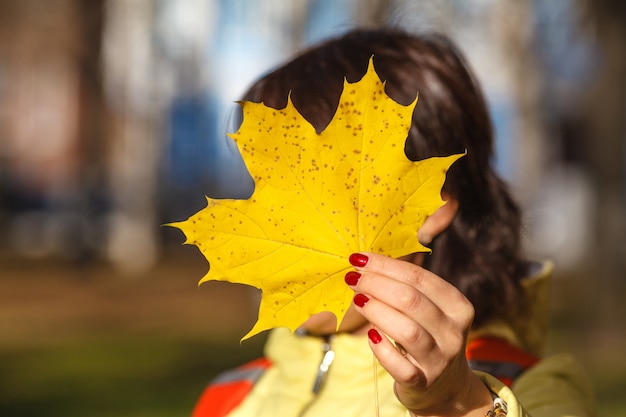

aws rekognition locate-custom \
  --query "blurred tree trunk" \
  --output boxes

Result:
[584,0,626,320]
[102,0,161,276]
[74,0,109,262]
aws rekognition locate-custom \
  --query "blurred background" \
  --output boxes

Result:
[0,0,624,416]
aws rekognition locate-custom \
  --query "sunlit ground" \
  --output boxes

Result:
[0,245,624,416]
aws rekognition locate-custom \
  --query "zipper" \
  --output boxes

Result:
[312,338,336,393]
[297,335,335,417]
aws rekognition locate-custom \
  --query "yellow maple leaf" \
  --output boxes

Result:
[171,59,462,340]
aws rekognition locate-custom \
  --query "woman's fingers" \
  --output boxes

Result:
[354,288,436,351]
[347,252,480,414]
[352,289,447,375]
[367,327,425,387]
[349,252,474,326]
[346,252,474,371]
[349,273,449,343]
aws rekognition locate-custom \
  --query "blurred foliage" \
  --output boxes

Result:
[0,333,265,417]
[0,251,266,417]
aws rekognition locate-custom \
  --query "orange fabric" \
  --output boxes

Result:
[191,358,272,417]
[466,337,539,387]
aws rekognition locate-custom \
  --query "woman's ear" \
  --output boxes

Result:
[418,194,458,245]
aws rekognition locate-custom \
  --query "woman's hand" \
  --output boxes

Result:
[346,252,493,417]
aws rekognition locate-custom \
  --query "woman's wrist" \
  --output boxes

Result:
[407,372,494,417]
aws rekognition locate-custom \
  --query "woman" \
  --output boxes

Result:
[192,28,596,417]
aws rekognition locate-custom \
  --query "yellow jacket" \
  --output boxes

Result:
[227,262,596,417]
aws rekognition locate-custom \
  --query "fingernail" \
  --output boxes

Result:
[344,271,361,286]
[353,293,369,307]
[349,253,369,267]
[368,328,383,344]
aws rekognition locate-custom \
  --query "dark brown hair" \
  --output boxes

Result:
[241,28,526,328]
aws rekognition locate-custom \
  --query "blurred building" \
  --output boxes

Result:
[0,1,106,261]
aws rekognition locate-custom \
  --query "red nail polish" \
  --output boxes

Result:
[344,271,361,286]
[353,293,369,307]
[368,328,383,344]
[349,253,369,267]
